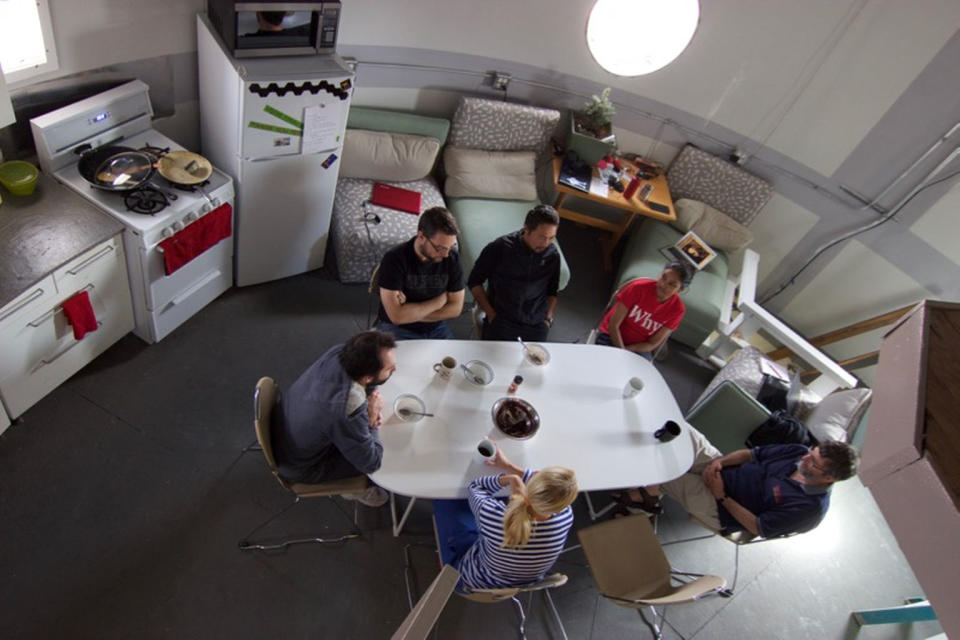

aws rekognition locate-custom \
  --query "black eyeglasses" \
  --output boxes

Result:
[424,234,457,255]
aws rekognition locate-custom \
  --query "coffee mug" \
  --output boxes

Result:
[623,377,644,398]
[476,438,496,462]
[654,420,681,443]
[433,356,457,379]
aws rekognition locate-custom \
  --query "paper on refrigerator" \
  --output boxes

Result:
[301,105,340,154]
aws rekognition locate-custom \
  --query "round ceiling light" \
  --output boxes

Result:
[586,0,700,76]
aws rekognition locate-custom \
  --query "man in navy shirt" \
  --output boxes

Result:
[620,429,859,538]
[377,207,465,340]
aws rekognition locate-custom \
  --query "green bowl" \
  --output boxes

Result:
[0,161,40,196]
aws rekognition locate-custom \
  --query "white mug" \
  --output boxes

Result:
[476,438,496,462]
[623,377,644,398]
[433,356,457,379]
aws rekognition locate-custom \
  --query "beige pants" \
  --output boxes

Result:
[657,427,724,531]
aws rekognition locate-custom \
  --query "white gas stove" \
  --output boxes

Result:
[31,80,236,343]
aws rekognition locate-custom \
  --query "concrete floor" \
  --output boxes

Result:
[0,221,943,639]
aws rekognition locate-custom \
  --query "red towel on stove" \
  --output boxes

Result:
[158,204,233,275]
[62,290,98,340]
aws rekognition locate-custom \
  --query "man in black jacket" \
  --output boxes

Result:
[468,205,561,342]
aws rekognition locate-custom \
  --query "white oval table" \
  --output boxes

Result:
[372,340,695,535]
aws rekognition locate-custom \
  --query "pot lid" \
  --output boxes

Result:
[94,150,155,188]
[157,150,213,185]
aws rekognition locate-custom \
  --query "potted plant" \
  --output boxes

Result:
[568,87,617,166]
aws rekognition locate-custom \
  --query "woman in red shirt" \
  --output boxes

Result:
[595,261,693,357]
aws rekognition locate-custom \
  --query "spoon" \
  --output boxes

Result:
[461,363,485,385]
[397,407,433,418]
[517,337,543,364]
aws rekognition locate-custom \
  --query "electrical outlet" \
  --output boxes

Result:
[491,72,511,91]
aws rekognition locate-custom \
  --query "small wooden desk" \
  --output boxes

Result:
[551,156,676,271]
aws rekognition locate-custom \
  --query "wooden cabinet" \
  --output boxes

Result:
[860,300,960,638]
[0,234,134,419]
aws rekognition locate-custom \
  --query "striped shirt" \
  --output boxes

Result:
[457,470,574,590]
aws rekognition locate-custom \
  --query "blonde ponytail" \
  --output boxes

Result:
[501,467,578,548]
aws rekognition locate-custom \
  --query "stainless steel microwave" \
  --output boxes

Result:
[207,0,341,58]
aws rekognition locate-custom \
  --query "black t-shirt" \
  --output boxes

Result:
[376,238,464,333]
[466,230,560,325]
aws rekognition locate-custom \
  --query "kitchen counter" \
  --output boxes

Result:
[0,170,124,308]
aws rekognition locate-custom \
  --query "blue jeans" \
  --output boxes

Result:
[377,320,454,340]
[432,499,478,568]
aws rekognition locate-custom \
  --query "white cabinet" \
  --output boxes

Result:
[0,234,134,419]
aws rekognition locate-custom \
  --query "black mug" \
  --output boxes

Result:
[654,420,681,443]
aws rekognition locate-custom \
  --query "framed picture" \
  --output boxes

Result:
[673,231,717,270]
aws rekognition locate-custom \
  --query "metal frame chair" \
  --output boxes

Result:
[238,376,369,552]
[577,514,726,639]
[400,514,570,639]
[656,381,795,593]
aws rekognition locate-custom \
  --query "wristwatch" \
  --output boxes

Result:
[544,316,554,328]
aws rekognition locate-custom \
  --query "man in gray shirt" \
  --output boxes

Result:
[272,330,397,507]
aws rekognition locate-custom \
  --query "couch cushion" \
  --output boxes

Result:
[448,97,560,161]
[805,388,872,443]
[347,107,450,144]
[615,219,728,348]
[447,197,570,292]
[330,176,445,283]
[667,145,773,226]
[671,199,753,252]
[340,130,441,182]
[443,147,537,200]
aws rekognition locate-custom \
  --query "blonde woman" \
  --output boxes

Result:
[433,445,578,590]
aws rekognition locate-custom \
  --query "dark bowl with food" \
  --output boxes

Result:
[490,396,541,440]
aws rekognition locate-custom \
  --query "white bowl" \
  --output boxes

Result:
[394,393,427,422]
[462,360,494,386]
[524,343,550,366]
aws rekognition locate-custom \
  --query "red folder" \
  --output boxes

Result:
[371,183,422,214]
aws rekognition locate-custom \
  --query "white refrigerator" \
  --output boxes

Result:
[197,14,353,286]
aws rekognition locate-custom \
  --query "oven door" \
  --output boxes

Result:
[140,205,234,342]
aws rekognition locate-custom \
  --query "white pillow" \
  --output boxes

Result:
[340,130,441,182]
[669,198,753,251]
[806,388,872,443]
[443,147,537,200]
[671,198,705,232]
[692,203,754,252]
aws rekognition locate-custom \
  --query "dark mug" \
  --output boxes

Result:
[654,420,681,443]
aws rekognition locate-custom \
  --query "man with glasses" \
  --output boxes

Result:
[614,431,859,539]
[376,207,465,340]
[468,205,562,342]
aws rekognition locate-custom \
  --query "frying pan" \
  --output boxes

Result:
[77,145,157,192]
[156,151,213,185]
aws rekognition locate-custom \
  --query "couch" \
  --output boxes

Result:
[442,97,571,293]
[329,107,451,283]
[690,346,873,446]
[613,144,774,349]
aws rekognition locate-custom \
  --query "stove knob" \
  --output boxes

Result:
[185,212,198,223]
[162,227,174,238]
[172,221,184,232]
[211,198,221,208]
[201,203,212,213]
